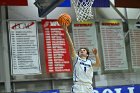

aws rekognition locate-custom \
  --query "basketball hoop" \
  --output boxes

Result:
[71,0,94,22]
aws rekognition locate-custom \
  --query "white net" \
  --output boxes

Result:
[71,0,94,22]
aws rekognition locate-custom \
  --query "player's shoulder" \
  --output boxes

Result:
[72,54,79,61]
[88,59,96,64]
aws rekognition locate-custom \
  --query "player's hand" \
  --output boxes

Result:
[92,48,97,55]
[61,24,67,31]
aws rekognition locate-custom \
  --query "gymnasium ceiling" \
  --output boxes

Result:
[7,0,140,21]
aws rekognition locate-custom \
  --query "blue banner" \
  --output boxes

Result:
[93,0,110,7]
[19,89,59,93]
[93,85,140,93]
[59,0,71,7]
[59,0,110,7]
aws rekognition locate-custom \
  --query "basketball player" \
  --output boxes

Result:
[61,25,101,93]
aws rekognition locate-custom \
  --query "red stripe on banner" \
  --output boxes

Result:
[115,0,140,8]
[42,19,72,73]
[0,0,28,6]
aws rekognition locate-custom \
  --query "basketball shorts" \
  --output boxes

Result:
[71,82,93,93]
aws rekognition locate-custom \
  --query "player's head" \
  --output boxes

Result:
[78,47,89,59]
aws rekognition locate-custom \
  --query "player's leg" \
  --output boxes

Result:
[85,85,94,93]
[71,84,85,93]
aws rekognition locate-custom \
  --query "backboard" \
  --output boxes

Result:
[34,0,65,17]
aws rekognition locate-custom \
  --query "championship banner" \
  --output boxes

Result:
[128,20,140,69]
[72,21,98,59]
[42,19,72,73]
[100,20,128,71]
[9,21,41,75]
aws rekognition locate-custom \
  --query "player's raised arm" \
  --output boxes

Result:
[62,25,77,60]
[58,13,77,61]
[92,48,101,67]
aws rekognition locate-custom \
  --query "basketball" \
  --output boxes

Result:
[58,13,71,27]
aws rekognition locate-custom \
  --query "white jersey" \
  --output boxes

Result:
[73,55,96,84]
